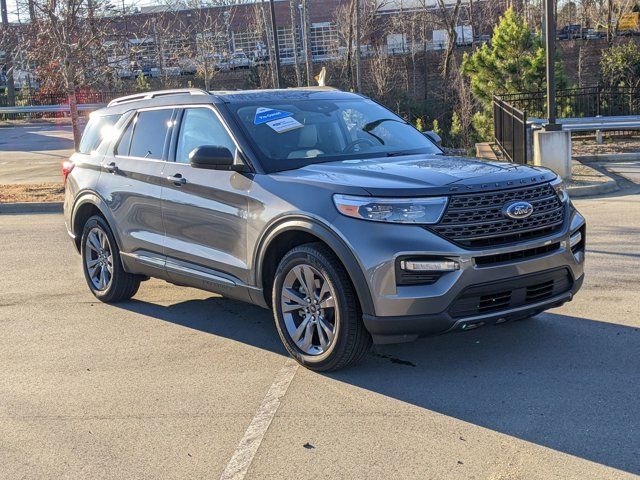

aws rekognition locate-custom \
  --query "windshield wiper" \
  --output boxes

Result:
[385,150,419,157]
[363,118,405,132]
[385,149,443,158]
[362,118,407,146]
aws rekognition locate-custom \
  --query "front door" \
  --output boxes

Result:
[160,106,252,287]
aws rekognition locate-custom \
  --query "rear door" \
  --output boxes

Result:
[160,105,252,286]
[96,107,176,272]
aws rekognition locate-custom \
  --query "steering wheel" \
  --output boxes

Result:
[343,138,376,153]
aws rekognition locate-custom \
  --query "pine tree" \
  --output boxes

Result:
[461,8,567,139]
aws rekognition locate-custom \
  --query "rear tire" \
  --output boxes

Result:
[272,242,372,372]
[80,215,141,303]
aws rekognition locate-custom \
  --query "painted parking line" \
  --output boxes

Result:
[219,358,299,480]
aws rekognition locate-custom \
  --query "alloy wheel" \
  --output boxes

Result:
[280,264,337,356]
[84,227,113,291]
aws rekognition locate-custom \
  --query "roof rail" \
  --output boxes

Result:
[107,88,209,107]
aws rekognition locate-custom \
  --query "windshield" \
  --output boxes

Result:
[228,98,442,172]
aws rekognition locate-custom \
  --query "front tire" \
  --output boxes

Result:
[80,215,141,303]
[272,243,372,371]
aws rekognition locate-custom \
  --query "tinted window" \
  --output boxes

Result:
[128,109,173,160]
[115,117,135,156]
[78,114,120,154]
[176,108,237,164]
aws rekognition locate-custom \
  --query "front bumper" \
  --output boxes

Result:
[364,270,583,344]
[335,205,586,344]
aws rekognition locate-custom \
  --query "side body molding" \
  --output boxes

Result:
[252,216,375,316]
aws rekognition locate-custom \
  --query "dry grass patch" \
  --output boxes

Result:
[0,183,64,203]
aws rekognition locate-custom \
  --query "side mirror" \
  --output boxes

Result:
[189,145,244,171]
[424,131,442,145]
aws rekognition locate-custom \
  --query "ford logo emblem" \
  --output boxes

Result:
[503,201,534,219]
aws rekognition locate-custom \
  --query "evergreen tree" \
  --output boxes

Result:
[461,8,567,139]
[600,42,640,90]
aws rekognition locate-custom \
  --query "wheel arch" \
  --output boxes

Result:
[254,216,375,316]
[71,193,122,252]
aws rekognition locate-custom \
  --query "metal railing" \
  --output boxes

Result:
[493,96,528,164]
[0,104,108,116]
[499,86,640,119]
[0,91,127,107]
[0,91,128,119]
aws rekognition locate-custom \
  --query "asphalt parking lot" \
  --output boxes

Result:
[0,124,75,184]
[1,189,639,479]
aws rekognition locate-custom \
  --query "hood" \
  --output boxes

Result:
[272,154,557,196]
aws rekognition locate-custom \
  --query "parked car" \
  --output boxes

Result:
[63,88,585,371]
[581,28,601,40]
[229,51,251,69]
[558,24,582,40]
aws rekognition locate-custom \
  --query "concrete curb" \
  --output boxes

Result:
[575,153,640,163]
[0,202,63,214]
[568,179,619,197]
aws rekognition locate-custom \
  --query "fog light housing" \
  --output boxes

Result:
[396,258,459,286]
[400,260,459,272]
[569,231,582,249]
[569,228,585,263]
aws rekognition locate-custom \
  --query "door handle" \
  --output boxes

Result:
[105,162,118,174]
[167,174,187,186]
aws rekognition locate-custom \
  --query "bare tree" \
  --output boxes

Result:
[0,0,16,106]
[369,46,397,100]
[25,0,114,147]
[185,0,235,90]
[335,0,356,89]
[301,0,313,85]
[435,0,463,78]
[289,0,303,86]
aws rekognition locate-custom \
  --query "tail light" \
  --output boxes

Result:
[62,160,75,185]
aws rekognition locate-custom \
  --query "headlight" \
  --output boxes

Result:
[550,176,569,203]
[333,194,448,224]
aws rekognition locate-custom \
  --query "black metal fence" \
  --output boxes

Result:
[493,96,528,164]
[498,86,640,119]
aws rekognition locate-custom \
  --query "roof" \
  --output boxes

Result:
[103,87,359,112]
[210,87,360,103]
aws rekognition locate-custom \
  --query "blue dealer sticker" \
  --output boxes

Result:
[254,107,294,125]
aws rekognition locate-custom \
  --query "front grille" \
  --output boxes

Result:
[449,268,572,318]
[474,242,561,267]
[430,183,565,248]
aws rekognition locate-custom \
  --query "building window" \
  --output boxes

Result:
[310,22,338,59]
[386,33,410,55]
[277,25,300,60]
[232,30,261,55]
[129,37,156,69]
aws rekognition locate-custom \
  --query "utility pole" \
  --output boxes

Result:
[0,0,16,106]
[301,0,313,85]
[289,0,302,86]
[268,0,282,88]
[543,0,560,130]
[354,0,361,92]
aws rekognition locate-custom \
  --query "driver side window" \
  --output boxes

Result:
[176,108,237,164]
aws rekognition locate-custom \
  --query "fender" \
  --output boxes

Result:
[71,191,124,252]
[253,215,375,316]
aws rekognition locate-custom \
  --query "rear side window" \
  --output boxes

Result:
[78,114,120,154]
[128,109,173,160]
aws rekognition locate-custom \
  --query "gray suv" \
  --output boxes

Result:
[64,88,585,371]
